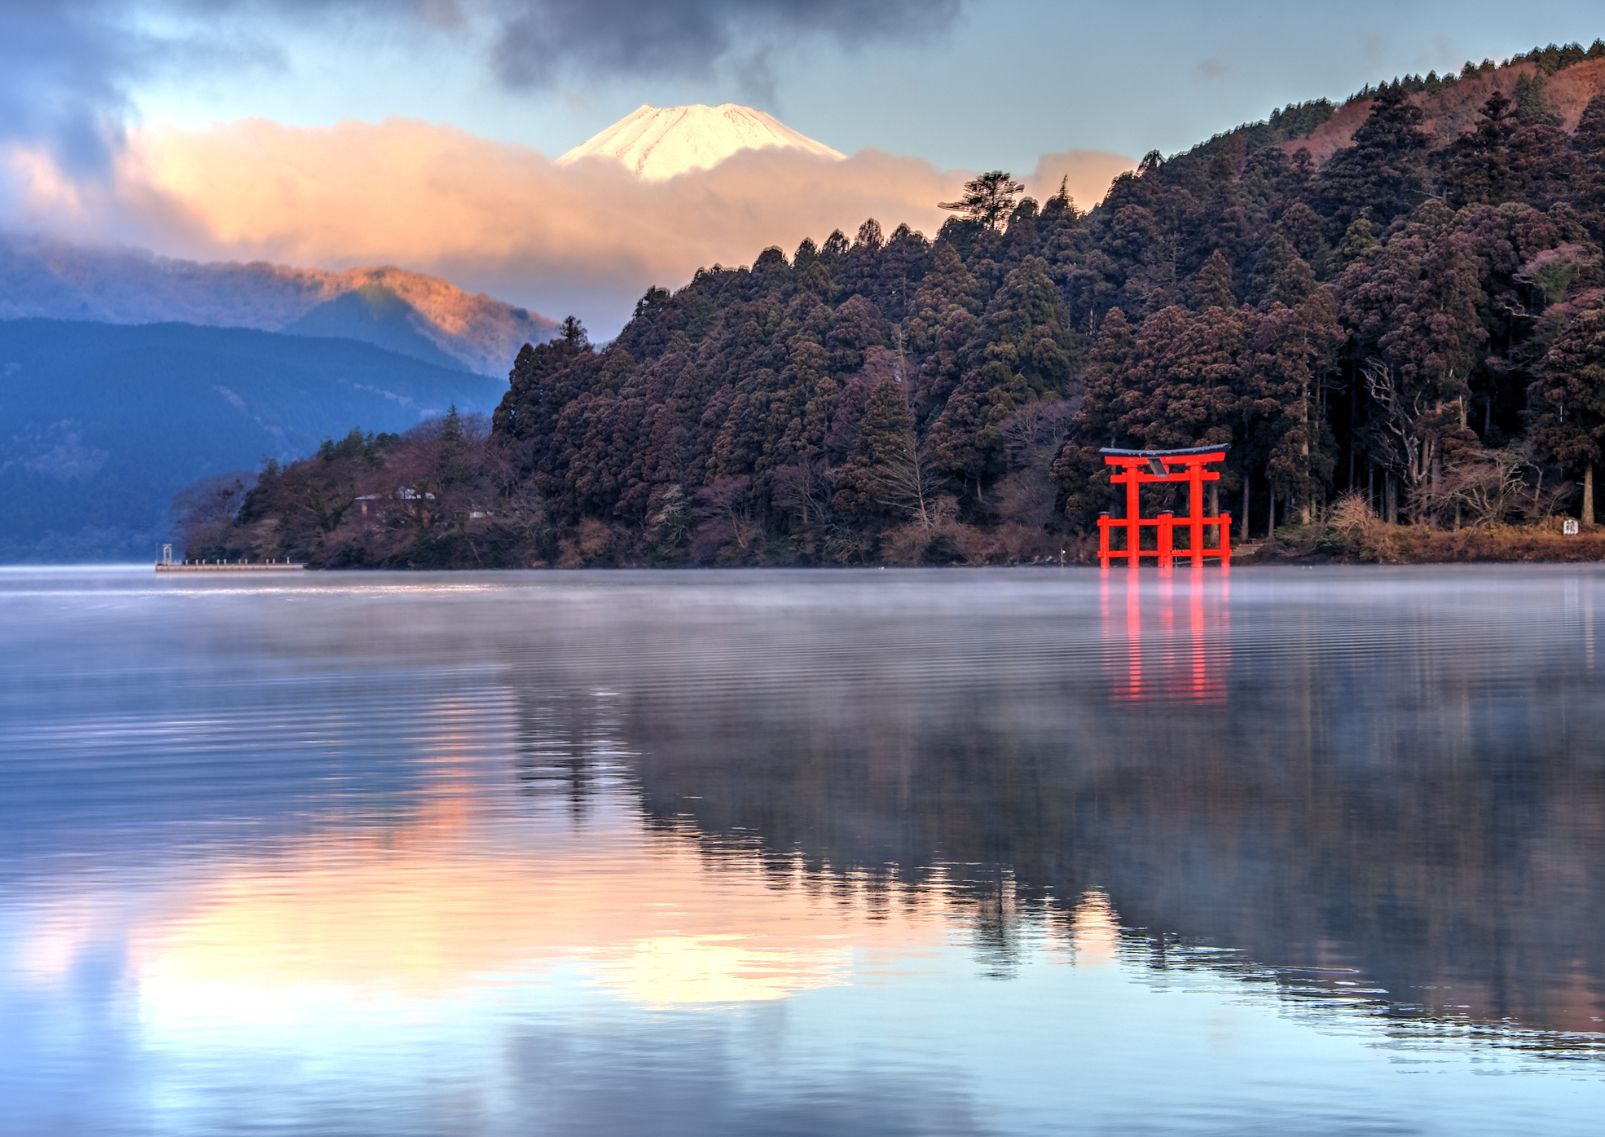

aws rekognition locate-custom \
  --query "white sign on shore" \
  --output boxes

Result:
[1563,518,1581,537]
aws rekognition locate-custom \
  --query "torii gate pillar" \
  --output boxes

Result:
[1096,446,1232,568]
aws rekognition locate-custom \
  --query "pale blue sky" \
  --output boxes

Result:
[125,0,1605,170]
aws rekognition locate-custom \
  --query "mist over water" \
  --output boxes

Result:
[3,566,1603,1136]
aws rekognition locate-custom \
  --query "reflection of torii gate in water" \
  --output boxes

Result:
[1100,570,1230,705]
[1097,445,1233,569]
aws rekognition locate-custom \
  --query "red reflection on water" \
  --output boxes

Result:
[1101,566,1230,705]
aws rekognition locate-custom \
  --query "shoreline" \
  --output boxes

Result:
[1244,521,1605,566]
[8,551,1605,572]
[10,523,1605,571]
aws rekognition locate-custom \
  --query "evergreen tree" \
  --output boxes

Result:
[1330,217,1381,273]
[1190,249,1238,311]
[1318,86,1430,232]
[1571,93,1605,232]
[834,374,934,530]
[938,171,1026,232]
[1249,233,1315,307]
[927,257,1073,498]
[1531,299,1605,526]
[1341,221,1485,517]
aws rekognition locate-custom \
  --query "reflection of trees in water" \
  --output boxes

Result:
[511,687,638,823]
[504,583,1605,1048]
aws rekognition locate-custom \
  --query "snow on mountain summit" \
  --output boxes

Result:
[556,103,845,181]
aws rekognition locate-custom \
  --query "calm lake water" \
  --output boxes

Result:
[2,565,1603,1136]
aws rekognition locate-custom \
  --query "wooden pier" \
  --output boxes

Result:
[154,560,305,573]
[155,543,303,572]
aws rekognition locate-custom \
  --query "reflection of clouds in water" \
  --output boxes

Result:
[18,741,952,1030]
[4,756,1008,1137]
[593,933,850,1008]
[118,835,897,1026]
[1064,891,1120,968]
[14,895,124,987]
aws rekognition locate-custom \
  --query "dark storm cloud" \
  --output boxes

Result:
[0,2,153,178]
[0,0,444,190]
[490,0,965,93]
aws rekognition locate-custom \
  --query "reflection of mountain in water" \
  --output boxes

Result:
[504,573,1605,1046]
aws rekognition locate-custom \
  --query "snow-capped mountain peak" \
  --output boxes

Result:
[556,103,845,181]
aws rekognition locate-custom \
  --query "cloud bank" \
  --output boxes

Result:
[0,0,968,193]
[12,119,1132,335]
[0,0,1056,335]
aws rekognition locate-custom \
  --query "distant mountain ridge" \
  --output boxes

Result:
[557,103,845,181]
[0,318,506,561]
[0,234,558,375]
[285,284,465,371]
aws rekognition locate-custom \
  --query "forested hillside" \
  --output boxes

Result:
[194,43,1605,567]
[0,320,504,561]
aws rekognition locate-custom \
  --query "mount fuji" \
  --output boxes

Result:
[557,103,845,181]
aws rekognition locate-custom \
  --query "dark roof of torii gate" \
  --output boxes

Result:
[1098,444,1231,458]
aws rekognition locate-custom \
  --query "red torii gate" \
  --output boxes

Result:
[1097,445,1232,568]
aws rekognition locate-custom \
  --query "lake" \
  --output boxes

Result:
[2,565,1603,1136]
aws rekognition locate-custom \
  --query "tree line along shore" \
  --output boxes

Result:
[184,44,1605,568]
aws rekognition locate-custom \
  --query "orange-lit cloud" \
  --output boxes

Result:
[1025,150,1142,212]
[14,119,1133,333]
